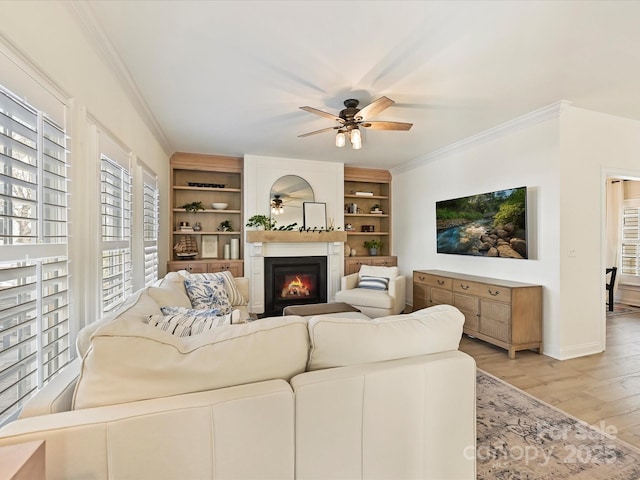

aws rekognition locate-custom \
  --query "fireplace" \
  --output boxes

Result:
[264,256,327,316]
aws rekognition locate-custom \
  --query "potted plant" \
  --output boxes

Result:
[246,214,276,231]
[363,239,382,256]
[217,220,232,232]
[180,201,205,213]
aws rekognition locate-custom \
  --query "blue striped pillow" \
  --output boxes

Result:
[358,275,389,291]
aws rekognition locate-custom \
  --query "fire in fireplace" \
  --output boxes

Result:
[264,256,327,316]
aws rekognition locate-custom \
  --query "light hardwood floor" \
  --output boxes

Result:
[459,308,640,449]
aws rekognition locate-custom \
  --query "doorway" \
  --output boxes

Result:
[605,175,640,315]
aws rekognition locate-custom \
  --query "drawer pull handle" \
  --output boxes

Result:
[419,276,425,281]
[437,279,445,285]
[488,289,500,296]
[460,284,469,290]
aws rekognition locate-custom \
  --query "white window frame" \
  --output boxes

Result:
[0,78,70,426]
[142,166,159,286]
[621,198,640,285]
[98,133,132,315]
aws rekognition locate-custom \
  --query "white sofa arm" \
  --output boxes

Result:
[293,350,476,479]
[19,358,81,419]
[341,273,359,290]
[388,275,406,314]
[1,380,295,480]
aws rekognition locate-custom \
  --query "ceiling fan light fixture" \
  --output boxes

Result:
[271,195,284,215]
[299,96,412,150]
[350,128,362,149]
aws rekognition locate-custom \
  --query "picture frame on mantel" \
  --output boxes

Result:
[303,202,327,230]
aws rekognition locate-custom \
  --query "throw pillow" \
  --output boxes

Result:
[160,306,242,325]
[186,271,247,306]
[147,311,236,337]
[358,264,398,280]
[184,276,232,314]
[358,275,389,291]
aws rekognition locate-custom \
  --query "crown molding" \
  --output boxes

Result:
[66,1,172,156]
[392,100,571,175]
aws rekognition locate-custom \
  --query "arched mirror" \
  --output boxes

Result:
[270,175,314,227]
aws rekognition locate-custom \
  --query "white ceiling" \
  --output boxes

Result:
[82,0,640,170]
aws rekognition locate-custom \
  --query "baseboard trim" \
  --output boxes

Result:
[554,342,604,360]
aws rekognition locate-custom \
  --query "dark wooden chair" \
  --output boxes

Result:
[606,266,618,312]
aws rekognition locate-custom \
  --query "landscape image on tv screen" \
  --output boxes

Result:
[436,187,527,259]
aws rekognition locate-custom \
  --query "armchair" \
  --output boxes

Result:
[334,265,406,318]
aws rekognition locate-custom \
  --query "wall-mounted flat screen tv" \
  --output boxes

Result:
[436,186,527,259]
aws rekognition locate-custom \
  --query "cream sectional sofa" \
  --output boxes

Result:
[0,272,476,480]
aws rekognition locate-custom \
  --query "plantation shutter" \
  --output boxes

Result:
[100,145,132,314]
[0,85,69,424]
[143,168,159,286]
[621,203,640,277]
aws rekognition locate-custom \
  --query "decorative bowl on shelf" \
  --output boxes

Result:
[212,203,228,210]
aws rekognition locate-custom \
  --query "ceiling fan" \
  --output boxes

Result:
[298,96,412,149]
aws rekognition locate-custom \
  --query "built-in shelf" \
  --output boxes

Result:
[344,194,389,200]
[172,209,242,214]
[169,153,244,273]
[344,166,393,258]
[345,213,389,218]
[173,186,242,193]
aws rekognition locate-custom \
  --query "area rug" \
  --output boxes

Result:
[477,370,640,479]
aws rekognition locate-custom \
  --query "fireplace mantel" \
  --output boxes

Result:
[246,230,347,243]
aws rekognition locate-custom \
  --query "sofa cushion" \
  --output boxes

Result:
[306,304,464,370]
[357,275,389,290]
[358,264,398,280]
[186,271,247,306]
[72,315,309,409]
[76,289,163,357]
[184,277,232,313]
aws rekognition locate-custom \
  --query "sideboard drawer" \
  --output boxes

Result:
[480,300,512,342]
[431,288,453,305]
[454,280,512,302]
[454,293,479,314]
[414,272,452,289]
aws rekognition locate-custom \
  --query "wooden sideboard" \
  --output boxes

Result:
[413,270,542,359]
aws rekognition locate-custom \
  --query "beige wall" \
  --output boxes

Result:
[393,103,640,360]
[0,1,170,333]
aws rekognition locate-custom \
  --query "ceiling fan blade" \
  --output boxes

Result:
[355,96,395,121]
[298,126,341,138]
[360,121,413,131]
[299,106,343,123]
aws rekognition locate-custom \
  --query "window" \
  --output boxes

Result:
[100,151,132,315]
[0,86,69,424]
[621,201,640,277]
[143,168,159,286]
